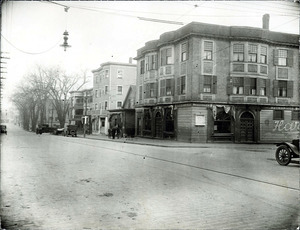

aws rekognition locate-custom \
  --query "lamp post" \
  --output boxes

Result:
[83,92,88,138]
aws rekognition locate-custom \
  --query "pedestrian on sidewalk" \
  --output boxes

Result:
[112,125,117,139]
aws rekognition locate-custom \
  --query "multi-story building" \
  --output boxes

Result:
[69,88,93,133]
[134,15,299,143]
[91,61,137,134]
[69,90,84,128]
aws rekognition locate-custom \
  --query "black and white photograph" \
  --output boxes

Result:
[0,0,299,229]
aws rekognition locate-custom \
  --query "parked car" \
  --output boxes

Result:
[36,124,56,134]
[52,127,65,135]
[64,125,77,137]
[275,139,299,166]
[0,125,7,134]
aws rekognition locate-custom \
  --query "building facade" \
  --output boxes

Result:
[91,62,137,134]
[69,89,93,133]
[109,85,136,138]
[134,16,299,143]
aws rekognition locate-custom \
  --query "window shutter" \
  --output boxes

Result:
[273,49,279,66]
[160,79,166,96]
[266,79,271,97]
[287,80,294,98]
[145,83,150,98]
[273,80,279,97]
[257,78,262,96]
[199,75,204,93]
[186,41,189,60]
[177,77,181,95]
[171,78,175,96]
[161,49,166,66]
[212,75,217,94]
[139,86,142,100]
[153,55,156,70]
[244,77,251,95]
[154,82,158,97]
[287,50,293,67]
[226,76,233,95]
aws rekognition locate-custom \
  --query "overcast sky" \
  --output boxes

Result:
[1,1,299,109]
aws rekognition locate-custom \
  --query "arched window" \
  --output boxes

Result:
[241,111,254,119]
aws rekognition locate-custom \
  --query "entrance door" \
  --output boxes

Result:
[155,112,162,138]
[137,118,141,136]
[240,112,254,142]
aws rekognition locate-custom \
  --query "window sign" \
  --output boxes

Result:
[195,115,205,126]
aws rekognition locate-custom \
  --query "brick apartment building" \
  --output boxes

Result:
[134,15,299,143]
[91,61,137,135]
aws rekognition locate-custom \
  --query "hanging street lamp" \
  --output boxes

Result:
[60,30,71,51]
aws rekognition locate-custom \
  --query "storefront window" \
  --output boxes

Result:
[214,109,231,133]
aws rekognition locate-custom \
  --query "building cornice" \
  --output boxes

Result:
[135,21,299,60]
[92,62,137,72]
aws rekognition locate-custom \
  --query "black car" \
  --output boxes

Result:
[275,139,299,166]
[64,125,77,137]
[0,125,7,134]
[36,124,55,134]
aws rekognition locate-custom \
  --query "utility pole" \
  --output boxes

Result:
[0,0,9,119]
[83,92,87,138]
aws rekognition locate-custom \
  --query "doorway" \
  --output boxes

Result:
[155,112,162,138]
[240,112,254,142]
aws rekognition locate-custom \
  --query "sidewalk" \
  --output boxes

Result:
[77,133,274,150]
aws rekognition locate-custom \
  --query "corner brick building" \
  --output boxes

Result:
[134,15,299,143]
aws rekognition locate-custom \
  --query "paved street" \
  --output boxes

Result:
[1,124,299,229]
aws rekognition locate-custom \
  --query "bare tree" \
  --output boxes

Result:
[11,84,39,131]
[11,65,89,130]
[11,88,30,130]
[44,67,89,128]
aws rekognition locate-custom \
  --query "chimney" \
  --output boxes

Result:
[262,14,270,30]
[129,57,133,64]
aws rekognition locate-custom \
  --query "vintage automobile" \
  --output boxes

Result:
[275,139,299,166]
[0,125,7,134]
[64,125,77,137]
[36,124,56,134]
[52,127,65,135]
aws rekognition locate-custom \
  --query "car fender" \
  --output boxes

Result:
[276,142,299,156]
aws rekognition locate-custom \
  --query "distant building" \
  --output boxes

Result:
[69,88,93,133]
[69,90,84,129]
[91,61,137,135]
[134,15,299,143]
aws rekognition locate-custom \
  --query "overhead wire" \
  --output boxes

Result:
[1,33,61,55]
[173,1,299,17]
[3,0,298,56]
[42,0,299,19]
[217,1,299,15]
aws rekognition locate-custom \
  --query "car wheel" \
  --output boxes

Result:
[275,145,291,166]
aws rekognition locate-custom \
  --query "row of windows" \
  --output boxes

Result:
[95,70,110,83]
[273,110,300,120]
[95,70,124,83]
[139,42,293,74]
[229,77,293,97]
[139,77,294,99]
[94,86,123,98]
[233,44,268,64]
[92,101,123,110]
